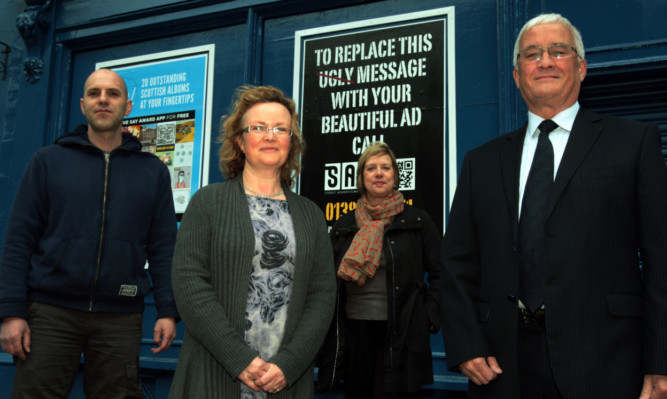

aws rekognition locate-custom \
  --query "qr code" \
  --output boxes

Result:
[397,158,415,191]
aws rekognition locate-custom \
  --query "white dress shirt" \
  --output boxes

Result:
[518,102,579,217]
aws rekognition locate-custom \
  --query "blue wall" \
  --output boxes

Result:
[1,0,666,397]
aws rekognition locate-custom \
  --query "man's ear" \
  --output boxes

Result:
[578,59,588,82]
[125,99,133,116]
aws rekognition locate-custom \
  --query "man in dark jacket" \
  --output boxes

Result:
[0,68,179,398]
[441,13,667,399]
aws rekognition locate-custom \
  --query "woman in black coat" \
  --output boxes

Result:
[317,141,443,398]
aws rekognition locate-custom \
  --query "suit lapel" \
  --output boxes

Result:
[546,107,603,218]
[500,125,527,239]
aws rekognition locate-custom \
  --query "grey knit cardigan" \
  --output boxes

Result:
[168,177,336,398]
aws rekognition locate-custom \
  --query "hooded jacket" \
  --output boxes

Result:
[317,204,442,394]
[0,124,179,319]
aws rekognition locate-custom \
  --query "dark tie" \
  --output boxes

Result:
[519,119,558,313]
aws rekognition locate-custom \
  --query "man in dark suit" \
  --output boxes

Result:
[441,13,667,398]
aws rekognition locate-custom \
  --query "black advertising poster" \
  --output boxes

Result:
[294,8,456,231]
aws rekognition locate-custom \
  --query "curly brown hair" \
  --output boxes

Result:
[217,85,305,186]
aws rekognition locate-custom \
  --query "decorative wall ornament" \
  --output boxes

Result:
[0,41,10,81]
[16,0,52,83]
[23,56,44,84]
[17,12,40,44]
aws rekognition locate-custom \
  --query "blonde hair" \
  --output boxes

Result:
[217,85,304,186]
[356,141,400,195]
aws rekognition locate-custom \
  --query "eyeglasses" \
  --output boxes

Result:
[517,44,579,62]
[243,125,293,137]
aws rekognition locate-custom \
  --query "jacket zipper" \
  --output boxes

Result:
[329,290,342,390]
[387,232,396,367]
[90,152,111,311]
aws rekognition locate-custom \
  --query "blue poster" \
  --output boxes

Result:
[97,46,215,215]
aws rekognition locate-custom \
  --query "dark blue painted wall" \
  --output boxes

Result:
[1,0,666,397]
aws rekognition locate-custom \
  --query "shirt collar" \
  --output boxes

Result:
[526,102,580,138]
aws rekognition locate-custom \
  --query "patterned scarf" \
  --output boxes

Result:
[337,190,404,286]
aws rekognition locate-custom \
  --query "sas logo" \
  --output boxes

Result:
[324,162,357,191]
[324,158,416,191]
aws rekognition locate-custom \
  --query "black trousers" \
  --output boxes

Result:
[344,319,416,399]
[12,301,143,399]
[517,320,564,399]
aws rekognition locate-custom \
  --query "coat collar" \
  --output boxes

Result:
[55,124,142,152]
[500,126,526,231]
[331,203,422,237]
[545,107,603,219]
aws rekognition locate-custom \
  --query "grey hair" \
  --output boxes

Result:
[513,13,585,69]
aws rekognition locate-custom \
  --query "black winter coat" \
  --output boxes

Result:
[316,204,443,394]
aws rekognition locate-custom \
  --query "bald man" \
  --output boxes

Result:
[0,69,179,398]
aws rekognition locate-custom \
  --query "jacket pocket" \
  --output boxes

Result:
[97,239,151,298]
[579,166,629,181]
[30,238,97,296]
[606,293,644,318]
[423,290,441,333]
[477,301,490,323]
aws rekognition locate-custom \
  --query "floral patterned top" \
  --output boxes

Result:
[242,195,295,399]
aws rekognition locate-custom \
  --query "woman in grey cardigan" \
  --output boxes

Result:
[169,85,336,398]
